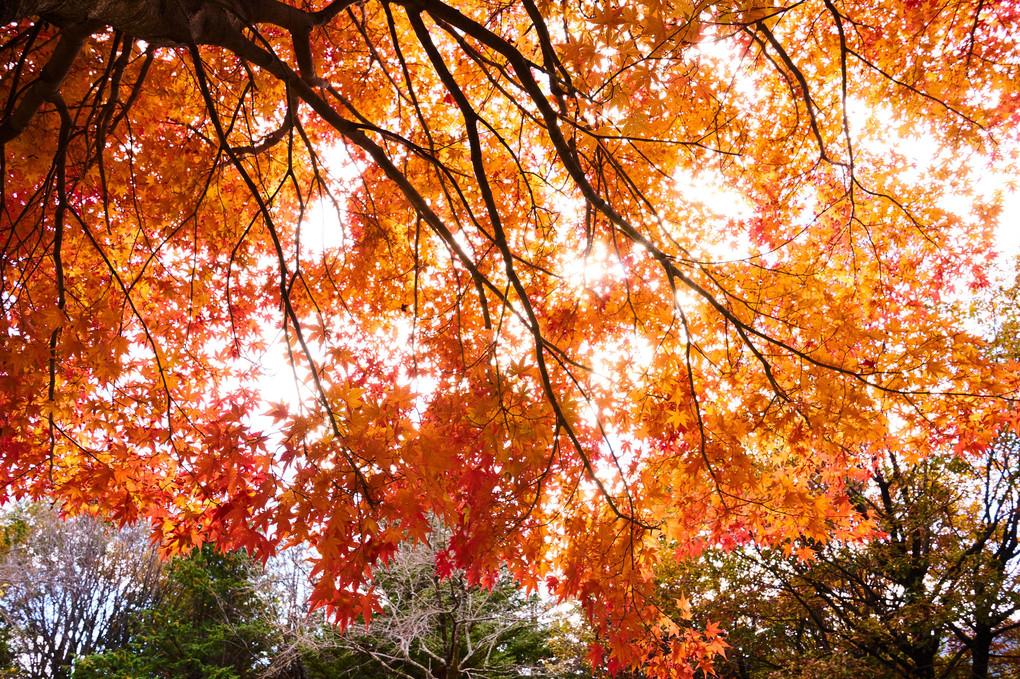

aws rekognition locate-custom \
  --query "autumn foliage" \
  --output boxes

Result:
[2,0,1019,675]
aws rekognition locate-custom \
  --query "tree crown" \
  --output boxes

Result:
[3,0,1019,674]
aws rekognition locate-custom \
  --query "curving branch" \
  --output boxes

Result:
[0,21,94,144]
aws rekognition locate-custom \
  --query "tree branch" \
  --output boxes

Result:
[0,22,96,144]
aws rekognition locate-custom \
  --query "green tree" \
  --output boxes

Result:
[0,626,19,678]
[76,546,281,679]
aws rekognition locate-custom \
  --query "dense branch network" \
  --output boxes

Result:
[2,0,1018,674]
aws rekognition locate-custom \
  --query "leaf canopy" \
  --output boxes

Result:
[2,0,1020,675]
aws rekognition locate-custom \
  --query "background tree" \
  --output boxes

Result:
[289,532,554,679]
[3,0,1020,673]
[540,608,598,679]
[76,545,282,679]
[0,503,163,679]
[0,627,20,679]
[656,438,1020,679]
[73,531,562,679]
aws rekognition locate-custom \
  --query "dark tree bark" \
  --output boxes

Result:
[971,624,992,679]
[1,0,354,142]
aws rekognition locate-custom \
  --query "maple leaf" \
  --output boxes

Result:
[676,593,693,621]
[265,401,289,424]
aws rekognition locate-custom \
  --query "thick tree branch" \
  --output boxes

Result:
[0,21,94,144]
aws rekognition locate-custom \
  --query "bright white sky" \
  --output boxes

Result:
[997,189,1020,269]
[248,84,1020,444]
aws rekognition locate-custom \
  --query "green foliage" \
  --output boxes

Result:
[0,510,27,677]
[76,546,278,679]
[72,531,569,679]
[542,610,599,679]
[0,627,19,679]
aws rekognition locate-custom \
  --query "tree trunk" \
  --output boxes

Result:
[971,624,992,679]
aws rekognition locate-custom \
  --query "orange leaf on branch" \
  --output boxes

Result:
[3,0,1020,675]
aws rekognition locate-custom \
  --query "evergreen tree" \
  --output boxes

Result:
[76,546,279,679]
